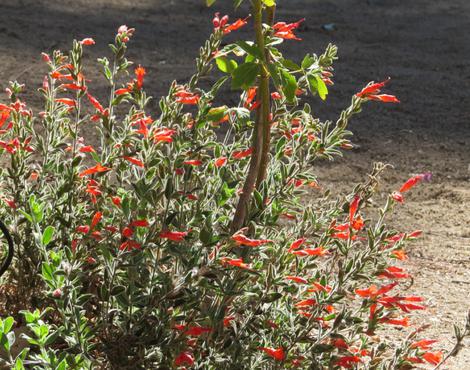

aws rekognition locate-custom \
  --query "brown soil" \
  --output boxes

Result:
[0,0,469,368]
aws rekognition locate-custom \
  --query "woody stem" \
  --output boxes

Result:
[256,4,275,188]
[231,0,268,233]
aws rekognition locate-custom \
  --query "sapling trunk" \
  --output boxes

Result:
[231,0,271,232]
[256,4,275,188]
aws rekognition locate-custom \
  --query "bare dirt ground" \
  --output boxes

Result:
[0,0,469,368]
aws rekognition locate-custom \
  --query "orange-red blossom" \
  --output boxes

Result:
[232,234,273,247]
[356,78,400,103]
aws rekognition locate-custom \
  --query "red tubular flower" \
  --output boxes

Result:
[214,156,227,168]
[223,17,249,34]
[86,93,105,114]
[2,198,17,209]
[115,88,130,96]
[90,211,102,230]
[220,257,251,270]
[232,148,253,159]
[273,19,305,40]
[332,231,357,240]
[80,145,95,153]
[135,65,146,89]
[351,215,364,231]
[294,298,316,308]
[60,83,85,91]
[55,98,76,107]
[80,38,95,45]
[395,301,426,312]
[183,160,203,166]
[422,351,443,365]
[223,315,235,327]
[76,225,90,234]
[287,238,306,252]
[133,118,150,138]
[356,77,399,103]
[379,317,410,326]
[111,196,121,207]
[159,230,188,242]
[332,338,349,350]
[378,266,410,279]
[232,234,273,247]
[355,282,397,299]
[332,222,350,231]
[123,156,144,168]
[411,339,438,350]
[392,249,408,260]
[119,240,141,251]
[349,195,360,222]
[176,95,200,105]
[213,12,221,28]
[130,219,149,228]
[153,128,175,143]
[408,230,422,238]
[183,325,212,337]
[175,89,200,105]
[335,355,361,368]
[41,52,51,62]
[174,351,194,367]
[391,191,404,203]
[258,347,285,361]
[291,247,328,257]
[399,174,424,193]
[308,281,332,293]
[122,227,134,238]
[368,94,399,102]
[356,78,390,97]
[285,276,308,284]
[79,163,111,177]
[288,178,304,188]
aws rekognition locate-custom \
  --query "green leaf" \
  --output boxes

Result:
[301,54,315,70]
[262,0,275,5]
[206,106,228,122]
[307,74,328,100]
[280,69,297,103]
[15,356,25,370]
[231,62,259,90]
[315,75,328,100]
[55,359,68,370]
[3,317,14,333]
[0,333,10,352]
[18,210,32,223]
[236,41,264,61]
[216,57,238,74]
[42,226,55,247]
[218,182,236,207]
[206,0,216,5]
[281,59,301,71]
[41,263,54,283]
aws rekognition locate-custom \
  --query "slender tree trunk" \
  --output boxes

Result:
[231,0,270,233]
[256,4,275,188]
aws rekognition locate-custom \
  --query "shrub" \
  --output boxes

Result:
[0,0,467,368]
